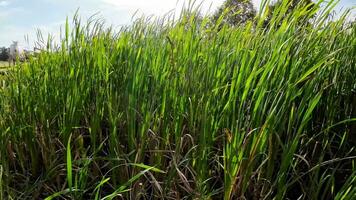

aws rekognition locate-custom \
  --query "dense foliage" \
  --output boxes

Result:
[0,0,355,199]
[263,0,316,27]
[0,47,9,61]
[213,0,256,26]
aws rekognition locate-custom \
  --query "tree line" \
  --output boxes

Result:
[213,0,314,26]
[0,47,9,61]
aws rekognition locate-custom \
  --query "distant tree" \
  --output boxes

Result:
[269,0,314,12]
[0,47,9,61]
[181,9,205,27]
[263,0,316,27]
[213,0,256,27]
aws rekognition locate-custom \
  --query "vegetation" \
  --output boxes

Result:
[0,47,9,62]
[0,0,355,199]
[263,0,316,27]
[213,0,256,26]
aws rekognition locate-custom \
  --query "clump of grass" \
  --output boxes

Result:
[0,0,355,199]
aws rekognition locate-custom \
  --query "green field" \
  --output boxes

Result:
[0,1,355,200]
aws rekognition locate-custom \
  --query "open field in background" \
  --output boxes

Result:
[0,62,12,78]
[0,62,9,79]
[0,61,8,68]
[0,0,355,200]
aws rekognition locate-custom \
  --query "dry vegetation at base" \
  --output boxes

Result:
[0,1,355,200]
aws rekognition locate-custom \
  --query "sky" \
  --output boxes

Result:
[0,0,355,49]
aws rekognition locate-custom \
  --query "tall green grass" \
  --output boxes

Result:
[0,0,355,199]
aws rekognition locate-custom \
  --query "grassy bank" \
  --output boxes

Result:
[0,0,355,199]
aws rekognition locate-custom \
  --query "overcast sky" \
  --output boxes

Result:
[0,0,355,49]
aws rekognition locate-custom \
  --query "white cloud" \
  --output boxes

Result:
[0,7,26,22]
[0,25,33,48]
[101,0,264,19]
[0,0,9,7]
[101,0,226,16]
